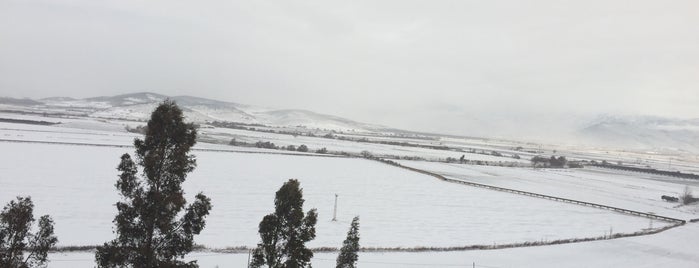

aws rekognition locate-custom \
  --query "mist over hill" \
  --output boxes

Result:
[0,92,386,133]
[1,92,697,153]
[576,115,699,153]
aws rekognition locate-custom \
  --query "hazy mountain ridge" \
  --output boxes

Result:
[0,92,386,132]
[577,114,699,153]
[0,97,43,106]
[1,93,697,152]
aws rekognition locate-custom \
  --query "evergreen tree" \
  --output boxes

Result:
[0,196,58,268]
[250,179,318,268]
[95,100,212,268]
[336,216,360,268]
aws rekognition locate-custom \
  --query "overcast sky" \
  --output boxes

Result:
[1,0,697,136]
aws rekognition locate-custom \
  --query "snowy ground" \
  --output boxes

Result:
[0,142,661,249]
[47,223,699,268]
[396,160,699,221]
[199,126,529,162]
[0,112,531,162]
[4,112,699,172]
[1,116,697,267]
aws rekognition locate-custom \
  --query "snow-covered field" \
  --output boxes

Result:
[0,141,662,249]
[47,223,699,268]
[0,112,528,162]
[1,115,698,267]
[397,160,699,220]
[201,126,528,162]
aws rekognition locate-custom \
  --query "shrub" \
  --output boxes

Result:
[681,186,699,205]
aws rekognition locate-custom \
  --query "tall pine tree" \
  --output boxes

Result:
[336,216,360,268]
[95,100,212,268]
[250,179,318,268]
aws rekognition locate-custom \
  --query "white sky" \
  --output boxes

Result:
[1,0,697,136]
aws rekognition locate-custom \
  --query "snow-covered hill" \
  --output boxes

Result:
[576,115,699,153]
[0,92,385,132]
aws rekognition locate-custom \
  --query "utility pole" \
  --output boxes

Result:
[332,194,338,221]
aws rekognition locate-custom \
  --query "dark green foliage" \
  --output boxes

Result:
[251,179,318,268]
[550,156,567,167]
[336,216,360,268]
[95,100,213,268]
[297,145,309,152]
[315,148,328,154]
[256,141,279,149]
[0,196,58,268]
[567,162,584,168]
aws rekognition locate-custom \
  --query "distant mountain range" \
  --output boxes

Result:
[1,93,697,152]
[0,92,386,132]
[576,114,699,153]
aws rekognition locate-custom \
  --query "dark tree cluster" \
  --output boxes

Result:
[0,196,57,268]
[590,161,699,180]
[297,144,309,152]
[252,141,313,153]
[256,141,279,149]
[531,155,568,168]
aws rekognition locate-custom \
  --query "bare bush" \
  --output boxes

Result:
[680,186,699,205]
